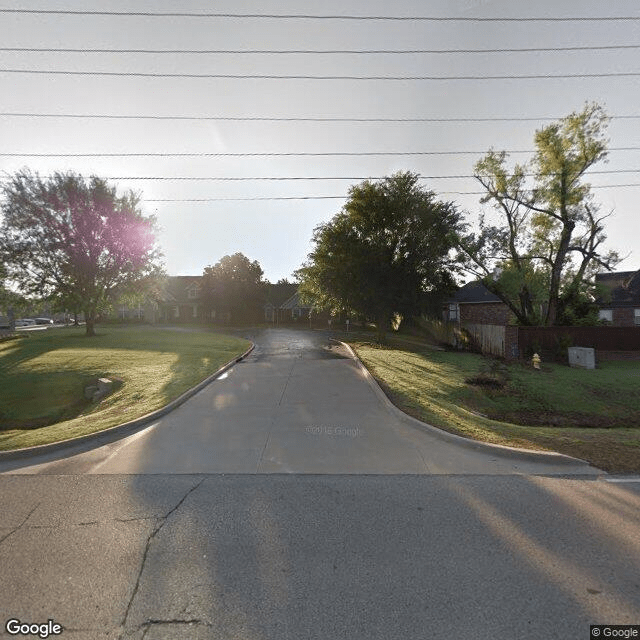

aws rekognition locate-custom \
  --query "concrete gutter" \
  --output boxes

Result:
[337,339,601,469]
[0,342,255,462]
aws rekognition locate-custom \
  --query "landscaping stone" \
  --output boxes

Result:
[85,378,113,402]
[97,378,113,395]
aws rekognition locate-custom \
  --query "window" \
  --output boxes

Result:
[173,306,179,319]
[599,309,613,322]
[187,287,200,299]
[448,304,458,321]
[192,305,198,318]
[635,309,640,326]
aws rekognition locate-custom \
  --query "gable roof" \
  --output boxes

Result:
[596,270,640,306]
[263,282,299,307]
[447,280,503,304]
[280,291,313,310]
[159,276,203,303]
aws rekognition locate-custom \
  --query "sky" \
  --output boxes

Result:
[0,0,639,283]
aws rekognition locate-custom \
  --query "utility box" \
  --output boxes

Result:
[568,347,596,370]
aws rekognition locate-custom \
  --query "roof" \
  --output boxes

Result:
[447,280,503,304]
[596,269,640,306]
[280,291,313,310]
[159,276,203,303]
[263,282,299,307]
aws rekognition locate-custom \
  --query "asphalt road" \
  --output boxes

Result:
[1,329,638,639]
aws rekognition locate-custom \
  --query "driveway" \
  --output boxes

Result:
[1,328,600,475]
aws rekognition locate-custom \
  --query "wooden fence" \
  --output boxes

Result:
[463,324,506,358]
[517,326,640,361]
[457,324,640,361]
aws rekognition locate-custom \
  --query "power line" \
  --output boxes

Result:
[142,184,640,202]
[2,171,638,184]
[2,45,640,54]
[2,68,640,80]
[146,196,348,202]
[14,170,632,181]
[1,9,639,21]
[1,112,639,123]
[2,148,639,158]
[442,184,640,195]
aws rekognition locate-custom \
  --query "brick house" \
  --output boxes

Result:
[112,276,321,326]
[156,276,206,323]
[443,281,513,326]
[263,284,317,324]
[595,270,640,327]
[279,291,314,322]
[263,282,299,323]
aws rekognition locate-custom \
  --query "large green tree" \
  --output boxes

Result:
[0,170,162,336]
[296,172,463,341]
[202,253,265,323]
[459,103,619,326]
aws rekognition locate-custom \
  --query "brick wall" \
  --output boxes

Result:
[460,302,512,325]
[612,307,636,327]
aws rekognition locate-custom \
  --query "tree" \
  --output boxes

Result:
[459,103,619,326]
[0,170,162,336]
[202,253,264,323]
[0,264,26,330]
[296,172,463,341]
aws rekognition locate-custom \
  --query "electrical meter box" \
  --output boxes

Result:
[568,346,596,370]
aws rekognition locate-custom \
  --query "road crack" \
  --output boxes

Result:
[0,502,40,547]
[277,358,296,406]
[143,618,211,627]
[25,516,158,530]
[119,477,206,638]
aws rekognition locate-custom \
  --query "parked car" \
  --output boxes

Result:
[15,319,36,327]
[34,317,54,325]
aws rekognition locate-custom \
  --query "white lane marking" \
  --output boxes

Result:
[88,422,159,473]
[603,476,640,483]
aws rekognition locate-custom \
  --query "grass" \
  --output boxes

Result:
[0,325,250,450]
[345,334,640,474]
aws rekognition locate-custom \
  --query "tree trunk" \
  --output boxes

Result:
[376,310,390,343]
[544,182,575,326]
[84,309,96,337]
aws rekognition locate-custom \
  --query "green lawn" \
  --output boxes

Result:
[348,336,640,473]
[0,326,250,450]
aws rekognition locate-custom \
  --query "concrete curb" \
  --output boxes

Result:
[336,339,600,469]
[0,342,255,462]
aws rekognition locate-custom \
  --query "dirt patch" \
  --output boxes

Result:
[465,375,505,390]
